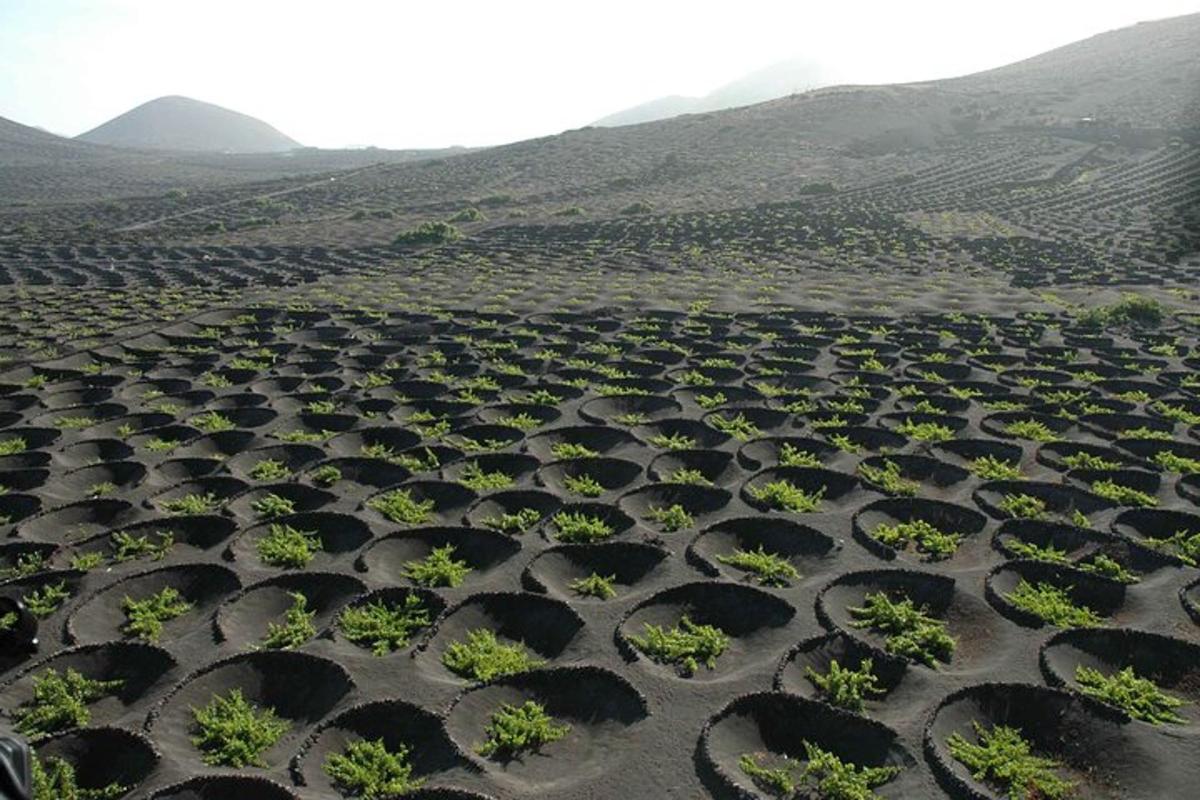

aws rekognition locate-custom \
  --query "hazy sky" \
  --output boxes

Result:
[2,0,1198,149]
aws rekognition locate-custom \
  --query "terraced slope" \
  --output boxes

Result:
[0,13,1198,800]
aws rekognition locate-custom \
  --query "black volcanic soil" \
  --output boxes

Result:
[3,299,1200,799]
[2,16,1200,795]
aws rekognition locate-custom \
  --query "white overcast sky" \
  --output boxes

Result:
[1,0,1197,149]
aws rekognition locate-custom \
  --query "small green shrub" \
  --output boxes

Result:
[259,592,316,650]
[563,473,604,497]
[1074,665,1186,724]
[458,462,513,491]
[827,397,865,414]
[1004,419,1061,443]
[983,400,1028,413]
[402,544,471,587]
[192,412,235,433]
[1153,402,1200,426]
[738,752,797,796]
[251,493,296,518]
[24,581,71,618]
[1061,452,1121,471]
[32,755,128,800]
[122,587,193,642]
[716,545,799,586]
[828,433,862,454]
[450,433,507,451]
[1141,528,1200,566]
[857,460,918,497]
[360,441,398,460]
[1006,539,1071,565]
[805,659,883,713]
[229,357,270,371]
[647,503,694,531]
[279,429,333,443]
[1080,553,1138,584]
[54,415,99,431]
[355,372,392,391]
[449,206,485,223]
[779,443,822,468]
[198,374,232,388]
[2,552,46,579]
[629,615,729,676]
[481,507,542,534]
[190,688,290,767]
[849,592,955,667]
[550,442,599,459]
[161,492,219,515]
[810,415,849,430]
[1154,450,1200,474]
[709,413,762,441]
[552,511,614,543]
[947,722,1074,800]
[665,467,711,485]
[970,456,1024,481]
[872,519,961,559]
[739,741,899,800]
[802,740,899,799]
[750,480,825,513]
[569,572,617,599]
[1003,580,1102,628]
[497,412,541,431]
[897,418,954,442]
[518,389,562,406]
[1119,426,1173,441]
[257,523,321,568]
[338,594,432,655]
[999,493,1047,520]
[478,192,514,207]
[324,738,424,799]
[13,668,124,740]
[249,459,291,481]
[476,700,570,758]
[393,221,462,247]
[311,464,343,486]
[649,432,696,450]
[368,489,435,525]
[0,437,28,456]
[110,530,173,563]
[442,628,543,681]
[1077,294,1165,330]
[70,552,104,572]
[1090,479,1157,507]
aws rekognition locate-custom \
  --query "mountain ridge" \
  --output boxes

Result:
[77,95,302,153]
[593,57,828,128]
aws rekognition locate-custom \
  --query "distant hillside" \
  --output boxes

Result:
[0,110,464,204]
[77,96,301,153]
[0,115,104,165]
[592,96,701,129]
[934,12,1200,129]
[259,12,1197,241]
[594,58,828,127]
